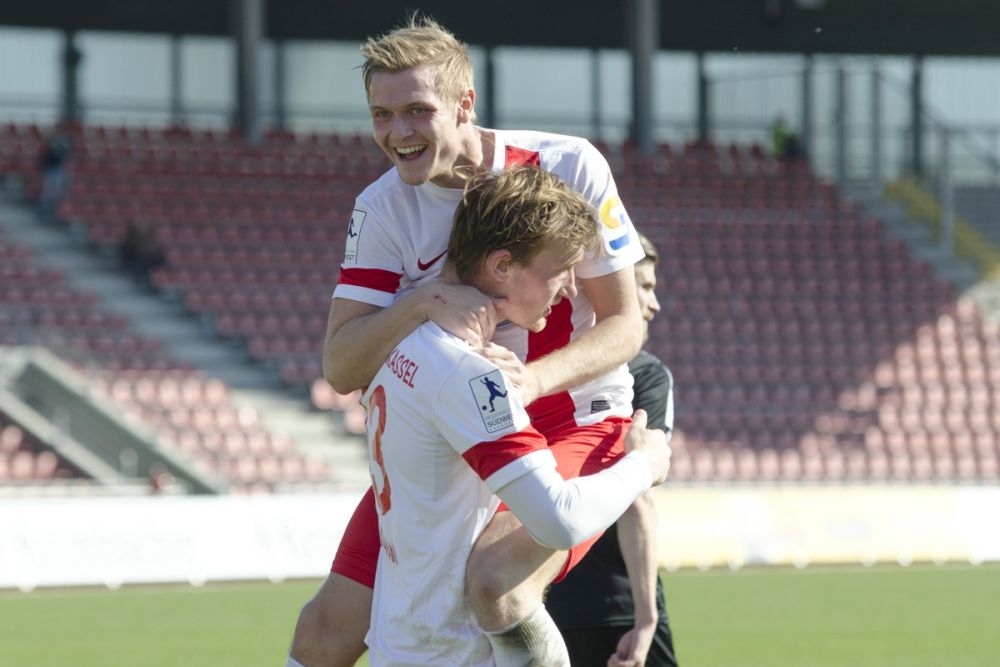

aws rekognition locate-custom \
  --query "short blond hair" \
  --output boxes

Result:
[361,14,474,112]
[448,168,600,283]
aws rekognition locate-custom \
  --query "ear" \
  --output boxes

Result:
[457,88,476,122]
[483,248,513,283]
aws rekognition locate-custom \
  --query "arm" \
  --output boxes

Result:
[612,357,674,666]
[322,284,499,394]
[494,410,670,550]
[516,267,643,404]
[609,491,660,666]
[497,452,653,551]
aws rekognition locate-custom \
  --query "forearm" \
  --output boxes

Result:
[322,293,429,393]
[527,308,642,398]
[527,268,642,399]
[496,451,653,551]
[617,490,660,625]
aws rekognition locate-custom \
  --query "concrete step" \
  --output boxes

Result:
[0,194,372,491]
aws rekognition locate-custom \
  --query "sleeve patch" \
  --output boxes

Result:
[344,209,366,263]
[598,195,634,253]
[470,370,513,433]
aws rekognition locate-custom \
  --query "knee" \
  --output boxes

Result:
[465,544,510,615]
[289,575,370,667]
[289,595,327,663]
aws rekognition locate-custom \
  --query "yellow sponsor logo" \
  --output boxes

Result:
[600,195,625,230]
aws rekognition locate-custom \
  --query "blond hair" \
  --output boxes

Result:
[361,14,474,112]
[448,167,600,283]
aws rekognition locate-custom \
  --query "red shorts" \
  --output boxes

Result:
[330,416,631,588]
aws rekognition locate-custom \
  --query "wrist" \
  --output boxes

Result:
[403,285,438,324]
[633,610,658,627]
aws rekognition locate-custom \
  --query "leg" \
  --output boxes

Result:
[465,511,570,666]
[288,489,379,667]
[467,419,631,628]
[466,420,631,665]
[465,511,568,631]
[288,573,371,667]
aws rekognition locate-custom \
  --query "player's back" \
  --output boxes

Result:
[363,323,536,666]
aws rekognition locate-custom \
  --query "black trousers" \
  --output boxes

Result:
[560,620,679,667]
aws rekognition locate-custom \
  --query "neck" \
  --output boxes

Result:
[435,128,492,190]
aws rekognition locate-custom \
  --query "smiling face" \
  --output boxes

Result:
[368,64,476,188]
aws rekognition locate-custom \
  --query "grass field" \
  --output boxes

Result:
[1,563,997,667]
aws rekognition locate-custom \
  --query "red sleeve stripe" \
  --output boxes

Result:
[463,427,548,480]
[337,267,402,293]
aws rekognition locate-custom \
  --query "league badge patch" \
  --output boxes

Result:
[344,209,366,263]
[470,370,513,433]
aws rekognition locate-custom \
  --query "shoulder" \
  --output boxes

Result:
[628,350,672,389]
[500,129,598,163]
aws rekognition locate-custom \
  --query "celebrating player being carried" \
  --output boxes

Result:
[361,166,672,666]
[288,14,660,667]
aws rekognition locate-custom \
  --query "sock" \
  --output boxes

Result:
[285,655,307,667]
[485,604,570,667]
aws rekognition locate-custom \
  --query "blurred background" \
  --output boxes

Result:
[1,0,1000,591]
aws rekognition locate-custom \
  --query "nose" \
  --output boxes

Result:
[648,290,661,315]
[390,114,412,140]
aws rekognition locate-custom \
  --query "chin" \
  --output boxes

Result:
[396,165,429,186]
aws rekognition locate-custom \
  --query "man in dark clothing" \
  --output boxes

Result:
[546,233,680,666]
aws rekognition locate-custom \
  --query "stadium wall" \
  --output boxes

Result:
[2,486,998,591]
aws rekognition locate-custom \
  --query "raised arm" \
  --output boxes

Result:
[322,283,499,394]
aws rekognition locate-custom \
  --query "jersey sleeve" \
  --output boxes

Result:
[332,197,405,307]
[497,450,654,550]
[629,352,675,434]
[431,351,555,489]
[571,141,645,280]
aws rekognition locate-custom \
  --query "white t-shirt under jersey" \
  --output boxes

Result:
[334,129,645,434]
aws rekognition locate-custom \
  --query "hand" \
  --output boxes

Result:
[624,409,671,485]
[478,343,542,405]
[607,622,656,667]
[418,283,502,348]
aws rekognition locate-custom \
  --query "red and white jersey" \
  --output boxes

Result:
[362,323,556,666]
[334,129,644,434]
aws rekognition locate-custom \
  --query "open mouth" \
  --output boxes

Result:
[396,144,427,161]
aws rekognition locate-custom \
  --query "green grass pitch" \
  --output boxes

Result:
[1,563,996,667]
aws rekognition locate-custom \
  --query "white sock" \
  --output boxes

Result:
[285,655,307,667]
[484,604,570,667]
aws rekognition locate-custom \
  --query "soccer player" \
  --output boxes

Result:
[546,233,681,667]
[363,166,672,666]
[287,15,653,667]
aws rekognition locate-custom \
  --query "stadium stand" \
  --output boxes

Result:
[610,140,1000,483]
[0,222,331,493]
[0,410,80,483]
[3,122,999,485]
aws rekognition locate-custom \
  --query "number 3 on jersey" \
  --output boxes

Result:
[367,385,392,514]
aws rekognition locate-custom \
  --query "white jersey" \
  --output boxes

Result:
[362,323,559,666]
[334,129,645,435]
